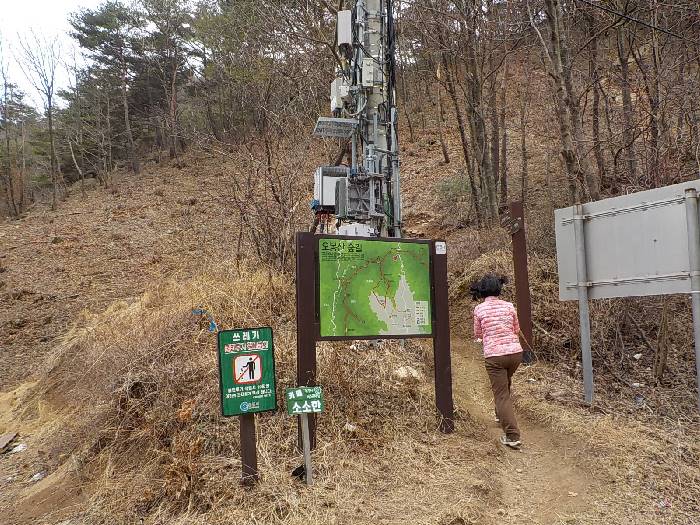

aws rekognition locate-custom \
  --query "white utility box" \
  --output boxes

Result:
[337,10,352,47]
[314,166,348,211]
[362,57,374,87]
[338,222,376,237]
[331,77,350,111]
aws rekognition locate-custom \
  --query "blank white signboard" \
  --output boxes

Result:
[555,180,700,301]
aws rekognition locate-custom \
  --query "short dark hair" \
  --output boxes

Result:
[469,274,508,300]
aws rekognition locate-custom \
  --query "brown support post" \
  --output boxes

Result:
[239,413,258,485]
[432,240,455,433]
[296,232,317,449]
[508,201,534,363]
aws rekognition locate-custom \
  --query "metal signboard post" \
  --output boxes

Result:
[217,327,277,484]
[500,201,534,363]
[295,232,454,451]
[555,180,700,409]
[684,189,700,411]
[573,203,594,404]
[286,386,325,485]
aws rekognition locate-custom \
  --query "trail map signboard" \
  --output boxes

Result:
[217,327,277,417]
[296,232,455,448]
[317,237,433,339]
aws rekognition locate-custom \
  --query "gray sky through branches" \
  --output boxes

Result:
[1,0,103,108]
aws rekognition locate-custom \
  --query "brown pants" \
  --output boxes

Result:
[485,352,523,441]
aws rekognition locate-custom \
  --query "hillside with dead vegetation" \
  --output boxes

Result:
[1,0,700,522]
[1,124,699,523]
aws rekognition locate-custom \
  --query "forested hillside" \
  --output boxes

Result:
[2,1,699,218]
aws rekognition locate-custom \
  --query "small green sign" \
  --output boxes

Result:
[285,386,324,415]
[217,327,277,417]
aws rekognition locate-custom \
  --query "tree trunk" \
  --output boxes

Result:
[69,140,85,197]
[617,25,638,182]
[588,16,606,191]
[19,120,26,211]
[520,79,529,205]
[2,77,18,216]
[168,50,179,159]
[535,0,593,202]
[441,51,481,224]
[436,77,450,164]
[633,46,661,186]
[121,53,140,174]
[489,63,500,208]
[106,94,113,173]
[47,99,57,211]
[651,10,663,184]
[397,40,414,143]
[499,53,508,205]
[463,26,496,218]
[559,14,599,200]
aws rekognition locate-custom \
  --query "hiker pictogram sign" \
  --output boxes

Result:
[234,354,262,384]
[217,327,277,417]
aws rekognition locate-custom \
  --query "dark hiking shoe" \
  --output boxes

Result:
[500,435,522,449]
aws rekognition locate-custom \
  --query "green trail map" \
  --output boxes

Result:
[318,238,432,338]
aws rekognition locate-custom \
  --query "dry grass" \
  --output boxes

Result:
[31,260,495,524]
[449,234,700,524]
[452,234,700,420]
[4,79,700,523]
[514,369,700,523]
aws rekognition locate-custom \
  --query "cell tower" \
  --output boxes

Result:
[312,0,401,238]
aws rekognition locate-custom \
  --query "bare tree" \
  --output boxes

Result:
[18,30,61,210]
[64,53,86,197]
[1,36,20,216]
[616,22,638,183]
[529,0,599,202]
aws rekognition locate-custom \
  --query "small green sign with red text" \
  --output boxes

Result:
[217,327,277,417]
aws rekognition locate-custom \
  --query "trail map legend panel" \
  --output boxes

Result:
[318,237,433,338]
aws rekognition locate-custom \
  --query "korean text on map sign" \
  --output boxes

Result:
[217,327,277,417]
[286,386,324,415]
[318,238,433,339]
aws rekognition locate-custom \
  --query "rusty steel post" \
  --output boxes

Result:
[508,201,534,363]
[239,413,259,485]
[296,232,318,449]
[432,240,455,432]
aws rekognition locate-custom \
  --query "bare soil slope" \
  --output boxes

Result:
[1,158,241,389]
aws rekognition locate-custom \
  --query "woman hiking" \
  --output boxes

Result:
[471,274,523,449]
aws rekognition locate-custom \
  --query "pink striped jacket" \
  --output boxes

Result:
[473,297,523,358]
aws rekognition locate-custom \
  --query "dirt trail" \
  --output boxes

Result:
[451,337,602,524]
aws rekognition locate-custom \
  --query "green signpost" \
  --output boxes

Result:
[317,237,433,339]
[217,327,277,416]
[217,327,277,485]
[286,386,324,485]
[286,386,324,415]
